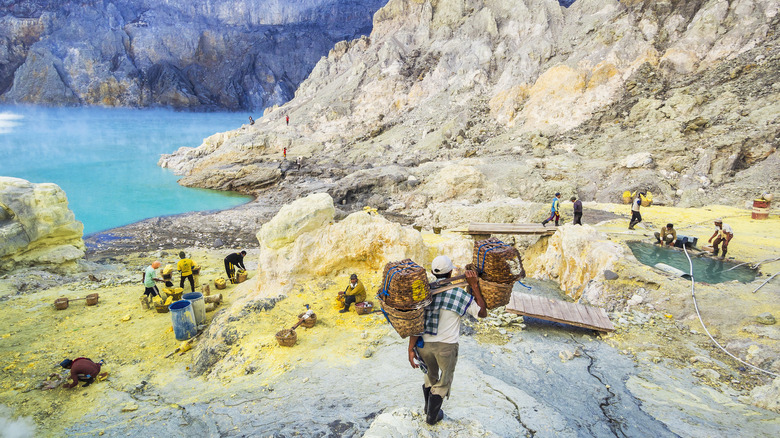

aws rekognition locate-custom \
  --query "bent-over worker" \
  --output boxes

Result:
[142,261,163,303]
[708,219,733,258]
[655,224,676,246]
[224,250,247,283]
[339,274,366,313]
[408,255,487,426]
[59,358,103,388]
[177,251,197,293]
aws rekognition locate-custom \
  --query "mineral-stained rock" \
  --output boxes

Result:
[0,177,85,273]
[756,312,777,326]
[745,377,780,413]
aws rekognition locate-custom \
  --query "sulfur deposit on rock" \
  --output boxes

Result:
[524,224,622,300]
[744,377,780,413]
[0,177,85,273]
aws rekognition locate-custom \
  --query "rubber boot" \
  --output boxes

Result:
[423,385,431,414]
[426,394,444,425]
[339,303,351,313]
[720,249,727,259]
[541,220,548,227]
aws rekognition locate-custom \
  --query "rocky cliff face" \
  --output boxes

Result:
[0,177,85,273]
[161,0,779,213]
[0,0,386,110]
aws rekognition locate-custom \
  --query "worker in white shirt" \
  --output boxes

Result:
[708,218,733,259]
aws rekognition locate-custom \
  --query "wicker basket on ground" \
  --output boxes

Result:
[276,329,297,347]
[54,298,69,310]
[155,303,170,313]
[473,238,524,284]
[478,278,513,309]
[214,278,227,290]
[355,301,374,315]
[85,293,99,306]
[378,297,428,338]
[237,270,248,283]
[378,259,431,310]
[297,312,317,328]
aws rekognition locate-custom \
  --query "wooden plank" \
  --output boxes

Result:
[505,292,614,332]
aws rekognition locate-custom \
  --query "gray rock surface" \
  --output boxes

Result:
[0,0,387,110]
[756,312,777,325]
[159,0,779,214]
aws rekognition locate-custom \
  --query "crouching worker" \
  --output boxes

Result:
[59,358,104,388]
[408,256,487,425]
[339,274,366,313]
[655,223,676,246]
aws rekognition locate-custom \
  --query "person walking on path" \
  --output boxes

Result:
[283,147,287,160]
[571,196,583,225]
[177,251,197,293]
[541,193,561,227]
[655,224,676,246]
[708,219,733,258]
[408,256,487,425]
[285,114,289,126]
[224,250,247,283]
[628,192,643,230]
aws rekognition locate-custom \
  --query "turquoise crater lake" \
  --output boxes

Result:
[0,105,252,235]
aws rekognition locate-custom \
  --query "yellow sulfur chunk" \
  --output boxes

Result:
[165,296,173,306]
[152,296,163,305]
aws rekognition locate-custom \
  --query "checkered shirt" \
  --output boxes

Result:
[423,287,474,335]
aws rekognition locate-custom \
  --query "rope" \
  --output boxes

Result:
[753,271,779,294]
[681,245,777,377]
[515,280,532,290]
[725,257,780,272]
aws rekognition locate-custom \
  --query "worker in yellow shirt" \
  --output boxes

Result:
[339,274,366,313]
[177,251,197,293]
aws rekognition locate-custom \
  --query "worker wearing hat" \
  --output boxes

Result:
[408,255,487,425]
[541,192,561,227]
[339,273,366,313]
[708,219,733,258]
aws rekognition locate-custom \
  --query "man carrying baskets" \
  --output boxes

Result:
[407,255,487,426]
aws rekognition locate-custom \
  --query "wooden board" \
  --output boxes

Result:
[506,292,614,333]
[461,222,558,237]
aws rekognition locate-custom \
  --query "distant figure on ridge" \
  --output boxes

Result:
[177,251,197,293]
[708,219,733,259]
[283,147,287,160]
[628,192,644,230]
[541,192,561,227]
[339,273,366,313]
[296,156,303,171]
[224,250,247,284]
[570,196,583,225]
[655,223,676,246]
[248,116,254,125]
[285,114,289,126]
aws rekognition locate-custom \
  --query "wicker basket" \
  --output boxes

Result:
[54,298,69,310]
[276,329,297,347]
[214,278,227,290]
[163,287,184,301]
[298,312,317,328]
[355,301,374,315]
[473,238,524,284]
[85,293,99,306]
[378,297,427,338]
[237,271,247,283]
[478,278,513,309]
[378,259,430,310]
[155,303,170,313]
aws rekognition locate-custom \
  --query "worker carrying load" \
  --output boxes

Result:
[338,274,366,313]
[628,191,646,230]
[177,251,198,293]
[408,256,487,426]
[224,250,247,284]
[708,219,733,259]
[655,224,676,246]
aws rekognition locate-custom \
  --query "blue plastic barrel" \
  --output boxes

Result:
[169,300,197,341]
[183,292,206,325]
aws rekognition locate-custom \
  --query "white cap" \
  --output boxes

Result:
[431,256,454,275]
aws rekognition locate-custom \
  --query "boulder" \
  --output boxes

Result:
[0,177,85,272]
[756,313,776,326]
[745,377,780,413]
[524,224,623,300]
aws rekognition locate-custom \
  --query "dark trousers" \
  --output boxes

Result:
[180,274,195,292]
[629,211,642,228]
[143,286,159,297]
[573,212,582,225]
[713,236,729,255]
[225,261,235,282]
[542,211,560,226]
[344,294,357,308]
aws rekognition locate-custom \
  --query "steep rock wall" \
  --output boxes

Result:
[163,0,779,211]
[0,177,85,272]
[0,0,387,110]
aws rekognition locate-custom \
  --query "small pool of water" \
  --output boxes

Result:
[626,241,757,284]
